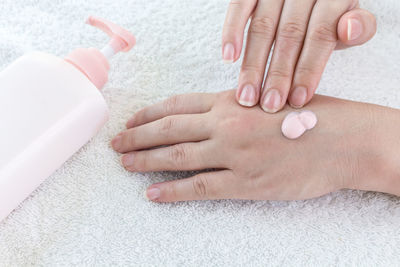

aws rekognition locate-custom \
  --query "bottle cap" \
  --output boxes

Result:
[65,16,136,89]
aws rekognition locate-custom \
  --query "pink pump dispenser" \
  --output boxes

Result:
[0,17,135,222]
[66,16,136,89]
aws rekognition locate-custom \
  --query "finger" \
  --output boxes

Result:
[236,0,284,107]
[144,170,239,202]
[261,0,316,113]
[126,93,215,128]
[121,141,221,172]
[222,0,257,63]
[289,0,353,108]
[113,114,210,153]
[335,8,377,49]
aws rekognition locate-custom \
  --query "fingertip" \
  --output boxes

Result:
[337,8,377,47]
[121,153,135,170]
[126,117,134,129]
[288,86,308,109]
[222,42,237,63]
[261,89,282,113]
[347,18,363,41]
[143,190,149,200]
[237,84,258,107]
[111,133,123,152]
[144,186,161,202]
[145,182,179,203]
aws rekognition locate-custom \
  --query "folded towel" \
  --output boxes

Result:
[0,0,399,265]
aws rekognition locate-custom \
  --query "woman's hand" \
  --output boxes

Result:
[222,0,376,112]
[111,90,400,202]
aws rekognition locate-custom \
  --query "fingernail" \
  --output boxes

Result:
[347,18,362,41]
[262,89,281,113]
[121,154,134,167]
[223,43,235,64]
[111,134,122,151]
[239,84,256,107]
[290,87,307,108]
[145,188,161,201]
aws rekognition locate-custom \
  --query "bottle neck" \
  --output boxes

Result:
[65,48,110,90]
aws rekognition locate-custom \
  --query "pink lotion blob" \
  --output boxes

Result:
[281,110,317,139]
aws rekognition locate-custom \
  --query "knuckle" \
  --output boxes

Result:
[214,91,233,109]
[163,95,179,114]
[318,0,345,9]
[218,115,253,139]
[229,0,256,8]
[218,116,239,131]
[169,145,188,165]
[333,0,350,9]
[249,16,276,38]
[241,62,263,74]
[309,23,338,44]
[268,68,292,80]
[122,131,135,149]
[229,0,242,8]
[295,65,321,77]
[159,117,175,137]
[278,21,306,43]
[192,176,209,199]
[166,184,178,200]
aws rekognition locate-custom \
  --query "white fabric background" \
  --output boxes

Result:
[0,0,400,266]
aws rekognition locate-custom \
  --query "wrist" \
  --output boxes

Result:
[345,104,400,196]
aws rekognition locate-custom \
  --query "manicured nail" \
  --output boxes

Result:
[121,154,134,167]
[145,188,161,201]
[223,43,235,64]
[111,134,122,151]
[290,87,307,108]
[238,84,256,107]
[347,18,362,41]
[262,89,281,113]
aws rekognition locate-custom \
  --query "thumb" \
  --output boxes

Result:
[336,8,377,50]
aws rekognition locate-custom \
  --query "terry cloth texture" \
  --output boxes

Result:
[0,0,400,266]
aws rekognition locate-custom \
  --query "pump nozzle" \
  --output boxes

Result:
[86,16,136,60]
[65,16,136,89]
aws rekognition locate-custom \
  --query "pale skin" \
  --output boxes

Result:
[111,90,400,202]
[222,0,377,112]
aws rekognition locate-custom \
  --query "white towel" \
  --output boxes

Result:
[0,0,400,265]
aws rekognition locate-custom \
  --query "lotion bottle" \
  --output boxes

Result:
[0,16,136,222]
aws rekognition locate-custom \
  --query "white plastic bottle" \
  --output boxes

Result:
[0,16,136,222]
